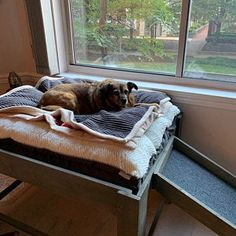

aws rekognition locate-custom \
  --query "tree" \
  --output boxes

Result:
[71,0,178,63]
[191,0,236,34]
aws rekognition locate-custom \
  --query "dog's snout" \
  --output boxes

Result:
[121,98,127,104]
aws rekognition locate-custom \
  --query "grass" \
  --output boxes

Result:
[117,61,176,74]
[185,62,236,75]
[189,57,236,68]
[117,57,236,76]
[80,55,236,77]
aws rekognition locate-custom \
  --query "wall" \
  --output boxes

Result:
[170,91,236,175]
[0,0,36,75]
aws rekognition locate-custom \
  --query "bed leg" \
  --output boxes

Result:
[117,186,149,236]
[0,180,22,200]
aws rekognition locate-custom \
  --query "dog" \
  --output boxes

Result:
[38,79,138,114]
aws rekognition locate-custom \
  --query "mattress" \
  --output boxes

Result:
[0,76,181,192]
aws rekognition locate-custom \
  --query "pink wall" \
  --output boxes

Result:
[0,0,36,74]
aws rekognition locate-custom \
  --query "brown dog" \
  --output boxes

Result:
[38,79,138,114]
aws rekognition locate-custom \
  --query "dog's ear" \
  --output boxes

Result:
[127,82,138,93]
[100,83,113,95]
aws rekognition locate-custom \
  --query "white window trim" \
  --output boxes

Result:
[176,0,190,77]
[41,0,236,95]
[40,0,59,75]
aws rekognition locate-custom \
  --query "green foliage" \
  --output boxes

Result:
[191,0,236,31]
[88,24,128,51]
[127,37,166,61]
[71,0,178,61]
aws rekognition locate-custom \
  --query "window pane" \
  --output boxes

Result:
[70,0,182,75]
[184,0,236,82]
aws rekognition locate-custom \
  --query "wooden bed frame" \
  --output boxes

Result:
[0,134,175,235]
[1,135,234,235]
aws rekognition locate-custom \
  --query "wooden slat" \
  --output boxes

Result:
[147,195,167,236]
[0,148,131,208]
[153,135,174,175]
[117,184,149,236]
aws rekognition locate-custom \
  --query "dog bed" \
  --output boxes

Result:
[0,76,180,191]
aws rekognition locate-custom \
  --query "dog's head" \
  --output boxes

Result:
[99,80,138,110]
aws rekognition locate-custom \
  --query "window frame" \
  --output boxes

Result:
[48,0,236,92]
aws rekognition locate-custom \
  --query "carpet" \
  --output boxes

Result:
[163,149,236,225]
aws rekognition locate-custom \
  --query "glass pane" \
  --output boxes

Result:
[70,0,182,75]
[184,0,236,82]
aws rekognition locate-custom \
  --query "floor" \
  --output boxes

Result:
[0,174,218,236]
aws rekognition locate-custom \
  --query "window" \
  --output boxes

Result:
[69,0,182,76]
[66,0,236,83]
[184,0,236,83]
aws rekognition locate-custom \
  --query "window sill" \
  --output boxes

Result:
[67,65,236,92]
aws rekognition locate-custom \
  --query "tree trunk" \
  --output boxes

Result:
[79,0,87,60]
[99,0,108,62]
[99,0,107,27]
[215,22,222,34]
[129,20,135,39]
[150,25,154,39]
[215,5,226,34]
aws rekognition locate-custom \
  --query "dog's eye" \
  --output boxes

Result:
[124,89,129,95]
[113,90,120,96]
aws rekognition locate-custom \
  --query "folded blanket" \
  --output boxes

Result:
[0,115,156,178]
[0,78,180,178]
